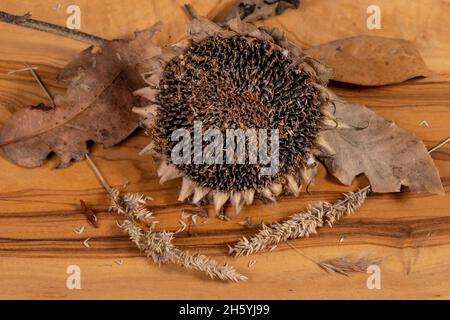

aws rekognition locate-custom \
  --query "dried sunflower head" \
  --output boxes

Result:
[134,16,337,217]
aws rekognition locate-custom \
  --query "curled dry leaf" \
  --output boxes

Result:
[80,200,98,228]
[318,100,444,194]
[305,35,430,86]
[227,0,300,22]
[0,24,162,167]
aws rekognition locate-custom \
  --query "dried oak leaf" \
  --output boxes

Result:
[227,0,300,22]
[318,100,444,194]
[0,24,162,168]
[305,35,430,86]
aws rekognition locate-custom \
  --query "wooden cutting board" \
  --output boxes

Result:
[0,0,449,299]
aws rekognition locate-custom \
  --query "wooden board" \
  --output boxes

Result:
[0,0,449,299]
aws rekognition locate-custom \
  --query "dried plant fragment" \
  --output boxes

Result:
[7,66,38,74]
[73,226,85,235]
[24,62,55,108]
[0,24,162,167]
[109,188,247,282]
[182,208,209,222]
[80,200,99,228]
[124,220,247,282]
[238,217,264,229]
[83,238,91,248]
[319,255,382,276]
[229,187,370,256]
[305,35,430,86]
[318,100,444,194]
[419,120,430,128]
[227,0,300,22]
[85,155,246,282]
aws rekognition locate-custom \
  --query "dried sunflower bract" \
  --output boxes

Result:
[134,16,339,217]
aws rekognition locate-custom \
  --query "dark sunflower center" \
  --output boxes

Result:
[154,36,323,191]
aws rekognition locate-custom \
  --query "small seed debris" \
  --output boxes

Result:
[248,260,256,268]
[115,259,124,266]
[419,120,430,128]
[73,226,85,235]
[181,209,208,225]
[83,238,91,248]
[177,219,187,233]
[238,217,263,229]
[116,220,126,228]
[183,209,208,218]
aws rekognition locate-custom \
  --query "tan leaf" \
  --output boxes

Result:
[226,16,274,42]
[319,100,444,194]
[305,35,430,86]
[188,16,235,43]
[0,24,161,168]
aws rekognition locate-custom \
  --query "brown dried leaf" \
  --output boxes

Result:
[80,200,98,228]
[319,100,444,194]
[227,0,300,22]
[305,35,430,86]
[0,24,162,168]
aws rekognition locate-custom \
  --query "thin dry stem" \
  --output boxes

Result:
[24,62,55,108]
[428,136,450,154]
[85,154,111,193]
[7,66,37,74]
[0,11,107,46]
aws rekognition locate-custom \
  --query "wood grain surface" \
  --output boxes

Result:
[0,0,449,299]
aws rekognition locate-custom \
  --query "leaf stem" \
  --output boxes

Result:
[85,154,112,193]
[0,11,108,46]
